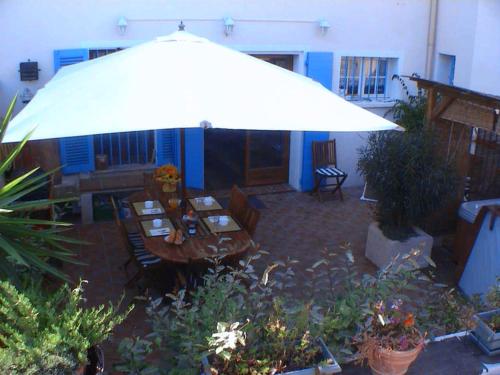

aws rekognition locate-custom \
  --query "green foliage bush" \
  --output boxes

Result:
[117,245,477,373]
[117,254,324,375]
[359,75,457,239]
[385,74,427,132]
[306,244,430,362]
[0,95,82,281]
[0,279,131,374]
[358,129,457,239]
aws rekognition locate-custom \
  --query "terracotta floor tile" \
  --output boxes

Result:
[64,186,456,373]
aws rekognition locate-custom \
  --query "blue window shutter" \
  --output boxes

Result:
[449,56,456,85]
[301,52,333,191]
[305,52,333,90]
[155,129,180,167]
[59,136,95,174]
[184,128,204,189]
[53,49,89,72]
[54,49,94,174]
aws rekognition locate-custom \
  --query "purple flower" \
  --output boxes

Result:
[399,335,409,351]
[391,299,403,310]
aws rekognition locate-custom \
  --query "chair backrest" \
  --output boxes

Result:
[110,196,130,243]
[229,185,249,224]
[143,171,155,192]
[312,140,338,169]
[110,196,122,228]
[242,206,260,237]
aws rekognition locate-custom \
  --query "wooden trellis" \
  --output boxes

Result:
[411,77,500,200]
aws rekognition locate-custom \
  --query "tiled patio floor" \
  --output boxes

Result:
[64,186,458,373]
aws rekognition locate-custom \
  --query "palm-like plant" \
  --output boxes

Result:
[0,96,81,281]
[385,74,426,132]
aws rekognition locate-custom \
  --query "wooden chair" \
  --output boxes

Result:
[242,206,260,237]
[228,185,260,237]
[229,185,249,224]
[143,171,155,193]
[110,197,162,288]
[312,140,347,202]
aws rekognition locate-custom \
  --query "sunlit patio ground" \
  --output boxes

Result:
[64,186,457,373]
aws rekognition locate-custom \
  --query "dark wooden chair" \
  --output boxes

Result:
[228,185,260,237]
[229,185,249,224]
[110,197,162,288]
[312,140,347,202]
[242,206,260,237]
[143,171,155,193]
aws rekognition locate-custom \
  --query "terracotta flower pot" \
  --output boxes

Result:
[369,343,423,375]
[73,364,86,375]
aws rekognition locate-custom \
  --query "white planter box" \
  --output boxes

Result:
[365,222,433,269]
[201,338,341,375]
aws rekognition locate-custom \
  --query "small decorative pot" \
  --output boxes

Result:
[73,346,104,375]
[368,343,423,375]
[201,338,341,375]
[162,182,177,193]
[73,365,86,375]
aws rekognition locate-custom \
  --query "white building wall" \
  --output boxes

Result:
[0,0,431,188]
[434,0,500,96]
[468,0,500,95]
[434,0,479,88]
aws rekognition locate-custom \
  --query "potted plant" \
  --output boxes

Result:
[355,300,425,375]
[307,243,437,364]
[0,279,131,375]
[471,280,500,354]
[153,164,181,193]
[357,127,456,269]
[116,254,341,374]
[202,310,341,374]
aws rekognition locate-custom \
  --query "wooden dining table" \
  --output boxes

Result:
[122,187,256,266]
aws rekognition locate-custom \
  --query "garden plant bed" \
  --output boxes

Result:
[201,338,341,375]
[472,309,500,355]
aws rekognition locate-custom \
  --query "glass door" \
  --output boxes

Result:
[244,55,293,186]
[244,130,290,186]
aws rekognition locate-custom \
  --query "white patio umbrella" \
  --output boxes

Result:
[4,30,399,195]
[5,31,398,143]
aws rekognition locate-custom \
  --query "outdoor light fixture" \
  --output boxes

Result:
[200,120,213,129]
[223,17,234,36]
[20,88,34,104]
[19,60,40,81]
[318,19,330,35]
[117,16,128,34]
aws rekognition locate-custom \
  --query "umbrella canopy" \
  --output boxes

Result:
[4,31,398,143]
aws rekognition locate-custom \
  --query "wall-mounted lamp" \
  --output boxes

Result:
[20,88,34,104]
[318,19,330,35]
[117,16,128,34]
[200,120,212,129]
[19,60,40,81]
[223,17,234,36]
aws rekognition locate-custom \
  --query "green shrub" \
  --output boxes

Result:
[358,129,457,239]
[0,280,131,374]
[117,254,324,375]
[0,95,83,282]
[385,74,427,132]
[306,243,431,362]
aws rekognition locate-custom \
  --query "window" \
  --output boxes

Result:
[89,48,156,167]
[436,53,456,85]
[339,57,389,100]
[89,48,122,59]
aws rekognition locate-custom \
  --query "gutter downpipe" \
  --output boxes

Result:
[425,0,439,79]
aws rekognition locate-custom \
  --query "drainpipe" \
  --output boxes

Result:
[425,0,438,79]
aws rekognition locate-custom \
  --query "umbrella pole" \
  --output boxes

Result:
[180,128,187,200]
